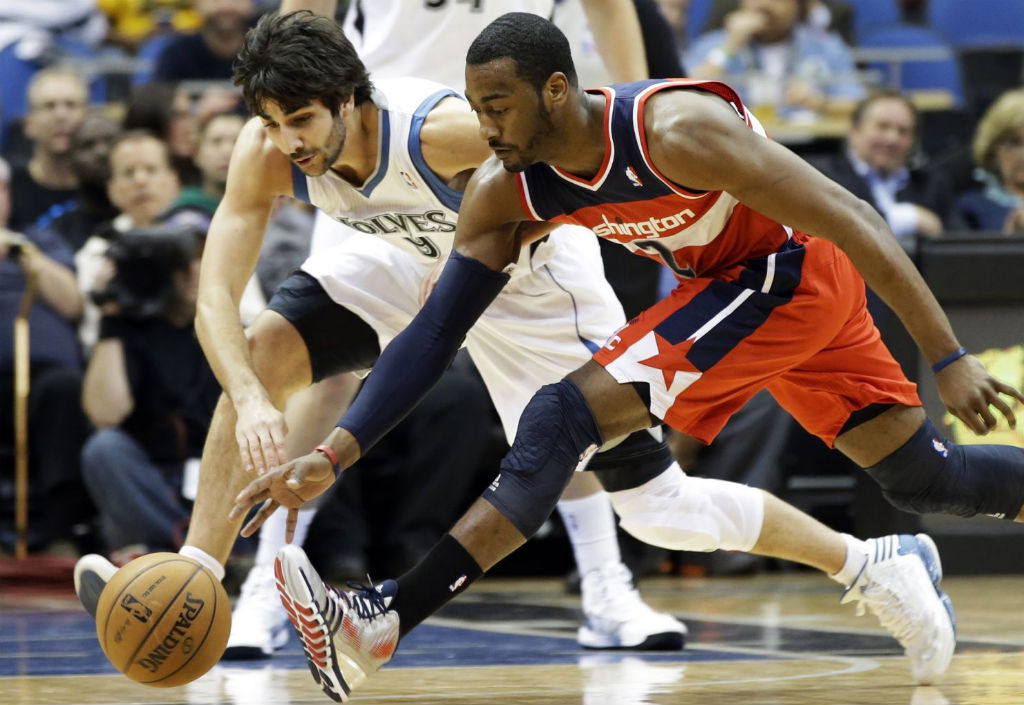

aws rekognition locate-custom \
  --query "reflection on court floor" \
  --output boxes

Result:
[3,573,1024,704]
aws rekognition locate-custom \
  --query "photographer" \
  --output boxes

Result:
[0,155,91,555]
[80,226,220,564]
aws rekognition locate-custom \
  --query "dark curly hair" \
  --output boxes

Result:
[466,12,577,92]
[233,10,373,118]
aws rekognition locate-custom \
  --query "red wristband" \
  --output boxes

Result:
[314,444,341,479]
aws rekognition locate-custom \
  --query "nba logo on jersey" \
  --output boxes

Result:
[400,171,418,190]
[625,166,643,187]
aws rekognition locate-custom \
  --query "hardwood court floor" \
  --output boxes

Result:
[4,572,1024,705]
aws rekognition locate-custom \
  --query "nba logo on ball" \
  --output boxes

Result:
[95,553,231,687]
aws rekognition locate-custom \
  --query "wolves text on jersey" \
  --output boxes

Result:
[331,210,456,237]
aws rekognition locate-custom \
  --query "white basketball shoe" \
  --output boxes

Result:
[73,553,117,618]
[275,545,400,702]
[841,534,956,685]
[577,562,686,650]
[222,563,291,659]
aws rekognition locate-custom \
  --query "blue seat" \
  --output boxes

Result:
[132,33,176,85]
[928,0,1024,48]
[857,25,964,107]
[685,0,716,45]
[848,0,902,42]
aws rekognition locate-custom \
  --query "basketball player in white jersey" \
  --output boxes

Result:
[220,0,666,658]
[73,5,686,657]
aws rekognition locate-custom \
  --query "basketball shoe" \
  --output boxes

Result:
[841,534,956,685]
[73,553,117,618]
[275,545,399,703]
[222,564,291,659]
[577,562,686,650]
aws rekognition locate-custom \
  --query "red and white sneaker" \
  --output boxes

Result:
[275,545,399,702]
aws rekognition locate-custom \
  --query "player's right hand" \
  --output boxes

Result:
[234,397,289,475]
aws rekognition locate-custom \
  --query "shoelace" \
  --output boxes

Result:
[858,580,922,648]
[339,581,392,621]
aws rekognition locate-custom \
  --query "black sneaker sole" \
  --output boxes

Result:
[581,630,686,651]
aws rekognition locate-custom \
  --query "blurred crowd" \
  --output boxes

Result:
[0,0,1021,583]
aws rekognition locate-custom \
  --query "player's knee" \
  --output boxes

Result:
[865,419,1024,519]
[608,465,765,552]
[485,379,604,538]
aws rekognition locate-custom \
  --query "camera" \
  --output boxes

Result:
[92,225,202,318]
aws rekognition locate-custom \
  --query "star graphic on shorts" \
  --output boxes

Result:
[638,333,696,395]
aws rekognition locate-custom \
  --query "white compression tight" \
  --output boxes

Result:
[607,462,765,553]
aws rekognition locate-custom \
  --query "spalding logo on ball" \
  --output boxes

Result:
[95,553,231,687]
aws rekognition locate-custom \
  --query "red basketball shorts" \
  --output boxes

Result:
[593,236,921,447]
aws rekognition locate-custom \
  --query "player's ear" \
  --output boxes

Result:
[545,73,570,111]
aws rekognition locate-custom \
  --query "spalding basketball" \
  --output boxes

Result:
[95,553,231,687]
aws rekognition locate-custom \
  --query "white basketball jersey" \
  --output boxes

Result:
[293,77,532,271]
[342,0,555,90]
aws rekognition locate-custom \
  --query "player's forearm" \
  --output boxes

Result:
[335,251,509,453]
[195,289,267,404]
[834,201,961,364]
[581,0,648,82]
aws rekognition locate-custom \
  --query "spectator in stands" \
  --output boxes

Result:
[152,0,255,83]
[80,225,220,564]
[809,90,949,254]
[30,111,119,254]
[951,88,1024,235]
[7,68,87,232]
[0,155,91,555]
[97,0,201,47]
[685,0,863,120]
[77,131,181,350]
[124,82,201,185]
[173,111,245,219]
[703,0,854,44]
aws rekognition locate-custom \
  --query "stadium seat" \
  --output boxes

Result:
[132,33,176,86]
[685,0,716,45]
[857,24,964,107]
[927,0,1024,48]
[848,0,902,42]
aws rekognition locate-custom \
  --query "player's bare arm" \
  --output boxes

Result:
[230,158,534,534]
[418,96,494,190]
[196,118,295,472]
[643,88,1024,433]
[580,0,648,82]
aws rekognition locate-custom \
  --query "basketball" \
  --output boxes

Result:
[94,553,231,687]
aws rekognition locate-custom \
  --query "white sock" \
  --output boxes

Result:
[180,545,226,582]
[557,491,621,576]
[829,533,869,587]
[254,506,318,569]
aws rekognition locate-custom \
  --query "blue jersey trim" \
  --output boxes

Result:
[358,108,390,197]
[408,89,464,213]
[542,265,601,355]
[291,163,310,203]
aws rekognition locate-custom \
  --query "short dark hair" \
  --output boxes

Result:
[851,89,918,132]
[466,13,577,92]
[233,10,373,117]
[110,130,172,169]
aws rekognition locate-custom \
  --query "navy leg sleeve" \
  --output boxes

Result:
[483,379,604,538]
[865,419,1024,519]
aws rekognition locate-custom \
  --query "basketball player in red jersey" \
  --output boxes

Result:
[236,12,1024,700]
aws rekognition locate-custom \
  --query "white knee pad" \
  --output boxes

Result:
[608,463,764,553]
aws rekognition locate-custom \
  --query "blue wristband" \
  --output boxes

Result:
[932,347,967,374]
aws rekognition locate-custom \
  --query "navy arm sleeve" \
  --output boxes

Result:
[337,250,510,452]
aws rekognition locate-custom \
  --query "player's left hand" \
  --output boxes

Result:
[228,451,337,541]
[935,353,1024,435]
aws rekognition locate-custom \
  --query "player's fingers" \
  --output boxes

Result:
[994,379,1024,407]
[228,477,271,520]
[241,499,279,537]
[268,423,289,468]
[238,433,256,473]
[285,508,298,543]
[951,405,986,435]
[286,459,313,489]
[988,391,1016,430]
[976,400,998,431]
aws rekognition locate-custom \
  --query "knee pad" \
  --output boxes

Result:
[484,379,604,538]
[865,419,1024,519]
[589,428,675,492]
[608,464,765,552]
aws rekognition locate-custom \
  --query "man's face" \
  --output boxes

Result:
[25,74,87,157]
[849,97,916,175]
[198,0,253,31]
[466,58,557,173]
[260,99,347,177]
[195,115,245,189]
[740,0,800,42]
[71,115,119,186]
[107,138,181,225]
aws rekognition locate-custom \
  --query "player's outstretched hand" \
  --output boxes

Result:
[234,396,289,475]
[936,354,1024,435]
[228,450,337,541]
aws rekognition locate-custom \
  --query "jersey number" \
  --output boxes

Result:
[634,240,696,279]
[405,235,442,259]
